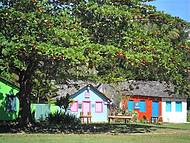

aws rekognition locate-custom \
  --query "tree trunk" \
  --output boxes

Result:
[17,74,33,127]
[18,92,32,126]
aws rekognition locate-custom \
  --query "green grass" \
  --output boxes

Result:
[0,132,190,143]
[130,123,190,130]
[0,123,190,143]
[160,123,190,130]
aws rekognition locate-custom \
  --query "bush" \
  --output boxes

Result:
[48,112,81,126]
[48,111,63,124]
[63,113,81,126]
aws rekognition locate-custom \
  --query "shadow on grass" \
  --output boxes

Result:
[0,122,159,134]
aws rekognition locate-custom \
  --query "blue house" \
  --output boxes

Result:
[69,84,111,123]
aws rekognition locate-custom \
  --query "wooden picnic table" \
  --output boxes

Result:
[80,112,92,124]
[108,115,133,123]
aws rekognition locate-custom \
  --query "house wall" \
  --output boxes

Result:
[0,80,19,120]
[69,89,109,123]
[31,104,51,121]
[128,96,162,121]
[32,104,60,114]
[162,98,187,123]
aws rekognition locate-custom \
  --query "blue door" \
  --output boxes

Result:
[128,100,134,111]
[152,101,159,117]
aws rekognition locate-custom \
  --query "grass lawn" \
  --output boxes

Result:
[0,123,190,143]
[0,132,190,143]
[160,123,190,130]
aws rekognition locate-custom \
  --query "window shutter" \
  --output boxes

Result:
[128,100,134,111]
[95,102,103,113]
[166,101,172,112]
[175,101,182,112]
[70,101,78,112]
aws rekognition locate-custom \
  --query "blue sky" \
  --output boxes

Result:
[148,0,190,22]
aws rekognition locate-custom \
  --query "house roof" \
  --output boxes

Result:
[55,80,186,102]
[0,77,19,90]
[70,84,111,102]
[120,80,184,98]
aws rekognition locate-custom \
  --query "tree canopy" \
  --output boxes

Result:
[0,0,92,125]
[0,0,190,126]
[71,0,190,93]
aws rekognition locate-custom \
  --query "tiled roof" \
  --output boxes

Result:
[119,81,174,97]
[55,80,185,101]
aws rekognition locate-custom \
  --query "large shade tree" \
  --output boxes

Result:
[1,0,190,126]
[0,0,93,126]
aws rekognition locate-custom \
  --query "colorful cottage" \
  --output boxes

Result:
[69,84,111,123]
[0,77,60,121]
[0,77,19,121]
[122,81,187,123]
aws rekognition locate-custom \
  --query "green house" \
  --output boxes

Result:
[0,77,19,121]
[0,77,61,121]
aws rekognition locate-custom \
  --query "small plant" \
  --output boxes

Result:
[55,93,73,115]
[131,111,138,122]
[140,115,147,123]
[187,111,190,122]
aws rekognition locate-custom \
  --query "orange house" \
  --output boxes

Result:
[122,81,172,122]
[127,96,162,122]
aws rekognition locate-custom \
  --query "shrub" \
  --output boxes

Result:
[62,113,81,126]
[48,112,81,126]
[48,111,64,124]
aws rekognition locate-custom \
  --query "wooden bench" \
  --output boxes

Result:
[108,115,133,123]
[80,112,92,124]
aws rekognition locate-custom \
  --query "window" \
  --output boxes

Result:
[166,101,172,112]
[84,91,90,98]
[128,100,134,111]
[176,101,182,112]
[95,101,103,113]
[140,100,146,112]
[5,91,17,112]
[70,101,78,112]
[6,96,17,112]
[92,104,95,108]
[134,102,140,110]
[78,103,82,109]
